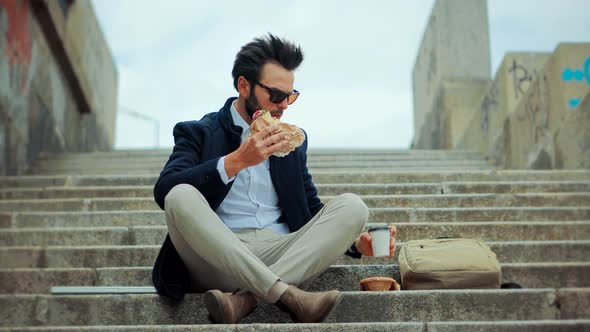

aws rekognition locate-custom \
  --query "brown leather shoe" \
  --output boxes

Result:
[204,289,258,324]
[275,285,342,323]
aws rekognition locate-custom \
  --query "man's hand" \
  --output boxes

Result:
[354,225,397,257]
[224,124,289,178]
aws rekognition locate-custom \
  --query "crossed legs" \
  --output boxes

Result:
[164,184,369,321]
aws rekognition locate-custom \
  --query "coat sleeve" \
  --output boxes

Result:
[153,122,227,210]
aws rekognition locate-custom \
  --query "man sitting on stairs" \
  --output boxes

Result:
[151,33,397,324]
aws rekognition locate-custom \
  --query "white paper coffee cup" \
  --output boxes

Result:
[369,226,391,257]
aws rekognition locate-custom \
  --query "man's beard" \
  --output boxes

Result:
[245,88,261,120]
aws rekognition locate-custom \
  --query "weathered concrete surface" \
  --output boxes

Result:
[2,240,587,268]
[2,147,590,329]
[455,53,550,164]
[5,206,589,229]
[506,44,590,169]
[0,192,588,212]
[370,207,590,223]
[557,288,590,319]
[2,221,588,246]
[439,79,489,149]
[412,0,490,148]
[428,320,590,332]
[0,290,573,325]
[554,90,590,169]
[62,0,117,146]
[2,169,589,188]
[0,323,426,332]
[1,180,588,199]
[1,321,589,332]
[2,263,589,294]
[414,78,489,149]
[0,0,117,176]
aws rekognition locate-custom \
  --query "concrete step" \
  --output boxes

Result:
[2,320,589,332]
[1,193,588,212]
[2,262,588,294]
[2,222,588,246]
[33,159,491,169]
[335,240,590,266]
[1,241,587,268]
[1,289,587,325]
[3,170,589,187]
[2,181,588,199]
[30,167,497,176]
[37,149,485,159]
[371,207,590,223]
[3,207,589,230]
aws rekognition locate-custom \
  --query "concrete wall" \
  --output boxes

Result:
[455,53,551,164]
[506,43,590,169]
[454,44,590,170]
[412,0,490,148]
[0,0,117,175]
[419,78,489,149]
[554,90,590,169]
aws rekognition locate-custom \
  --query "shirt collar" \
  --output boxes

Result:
[230,100,250,132]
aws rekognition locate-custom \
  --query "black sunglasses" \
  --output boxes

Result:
[255,81,300,105]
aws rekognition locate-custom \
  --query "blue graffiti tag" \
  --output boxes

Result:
[568,98,581,108]
[562,57,590,109]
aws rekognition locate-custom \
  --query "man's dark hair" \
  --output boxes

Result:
[232,34,304,90]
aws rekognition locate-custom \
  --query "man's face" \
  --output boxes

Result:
[246,62,295,121]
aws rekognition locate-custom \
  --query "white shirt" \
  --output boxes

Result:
[214,102,290,234]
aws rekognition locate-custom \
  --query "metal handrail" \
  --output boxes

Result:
[118,106,160,148]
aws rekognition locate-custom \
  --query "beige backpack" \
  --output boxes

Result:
[398,238,502,290]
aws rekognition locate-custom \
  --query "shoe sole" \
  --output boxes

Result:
[203,290,226,324]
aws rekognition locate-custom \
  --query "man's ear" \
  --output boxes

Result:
[237,76,251,98]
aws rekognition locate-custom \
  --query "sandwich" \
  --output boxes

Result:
[250,110,305,157]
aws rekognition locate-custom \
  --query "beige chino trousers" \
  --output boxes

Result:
[164,183,369,302]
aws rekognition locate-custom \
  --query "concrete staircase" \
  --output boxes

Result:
[1,149,589,331]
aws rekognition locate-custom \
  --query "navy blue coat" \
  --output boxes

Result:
[152,97,359,300]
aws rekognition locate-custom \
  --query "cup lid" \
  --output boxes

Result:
[368,226,390,232]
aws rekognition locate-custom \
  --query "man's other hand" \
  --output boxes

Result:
[224,124,289,178]
[354,225,397,257]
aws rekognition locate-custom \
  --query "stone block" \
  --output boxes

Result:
[14,211,165,228]
[502,263,590,289]
[428,320,590,332]
[508,44,590,169]
[455,53,551,161]
[0,323,425,331]
[0,268,96,294]
[557,288,590,319]
[0,247,43,268]
[63,0,118,146]
[0,227,131,246]
[0,290,568,325]
[440,79,490,149]
[554,90,590,169]
[371,206,590,223]
[442,180,590,194]
[413,0,490,147]
[0,213,12,228]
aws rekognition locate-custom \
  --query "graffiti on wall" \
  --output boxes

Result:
[562,57,590,108]
[508,59,538,100]
[0,0,35,174]
[0,0,33,94]
[480,81,498,133]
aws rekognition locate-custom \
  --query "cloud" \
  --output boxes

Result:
[487,0,590,73]
[91,0,589,149]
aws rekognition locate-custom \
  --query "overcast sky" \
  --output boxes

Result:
[91,0,590,150]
